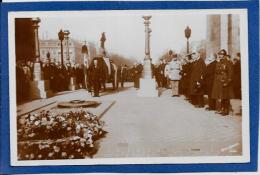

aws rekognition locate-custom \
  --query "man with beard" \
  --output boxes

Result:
[211,49,234,116]
[189,51,206,107]
[203,53,217,111]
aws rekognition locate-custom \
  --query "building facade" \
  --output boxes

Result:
[39,39,76,64]
[39,39,97,65]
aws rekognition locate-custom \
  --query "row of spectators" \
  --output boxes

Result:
[153,49,241,116]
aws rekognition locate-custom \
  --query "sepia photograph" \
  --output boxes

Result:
[8,9,249,166]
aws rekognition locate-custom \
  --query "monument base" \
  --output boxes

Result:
[69,77,78,91]
[137,78,158,97]
[29,80,53,99]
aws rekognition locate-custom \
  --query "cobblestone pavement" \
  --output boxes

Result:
[94,83,242,158]
[17,82,242,158]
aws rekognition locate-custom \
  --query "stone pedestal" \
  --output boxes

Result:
[137,78,158,97]
[69,77,78,91]
[29,80,52,99]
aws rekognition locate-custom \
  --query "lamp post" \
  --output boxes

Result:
[185,26,191,54]
[142,15,152,78]
[137,15,158,97]
[64,30,70,63]
[31,17,41,81]
[82,40,89,89]
[58,29,65,66]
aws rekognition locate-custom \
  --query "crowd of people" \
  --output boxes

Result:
[153,49,241,116]
[16,54,142,102]
[16,59,87,102]
[16,49,242,116]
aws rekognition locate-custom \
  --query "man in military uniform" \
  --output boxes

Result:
[211,49,234,116]
[167,54,182,96]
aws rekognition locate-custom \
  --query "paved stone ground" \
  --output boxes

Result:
[17,82,242,158]
[94,83,242,158]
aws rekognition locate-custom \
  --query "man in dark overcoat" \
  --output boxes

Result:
[89,58,102,97]
[183,54,193,100]
[203,53,217,110]
[232,52,241,99]
[189,52,206,107]
[117,65,128,88]
[158,60,166,88]
[179,58,190,96]
[211,49,234,116]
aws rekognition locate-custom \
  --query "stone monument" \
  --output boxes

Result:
[137,16,158,97]
[29,18,52,99]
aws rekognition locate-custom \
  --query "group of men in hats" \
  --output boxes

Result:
[155,49,241,116]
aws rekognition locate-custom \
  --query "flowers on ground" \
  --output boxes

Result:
[18,110,107,160]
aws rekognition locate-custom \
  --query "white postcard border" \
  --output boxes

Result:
[8,9,250,166]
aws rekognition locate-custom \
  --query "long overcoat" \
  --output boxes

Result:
[203,60,217,96]
[211,58,234,99]
[232,60,241,99]
[189,58,206,95]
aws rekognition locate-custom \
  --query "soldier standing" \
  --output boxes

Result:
[211,49,234,116]
[167,54,182,96]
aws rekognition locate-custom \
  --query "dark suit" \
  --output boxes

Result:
[89,65,102,96]
[203,60,217,110]
[133,64,143,88]
[232,60,241,99]
[118,66,128,88]
[189,58,206,106]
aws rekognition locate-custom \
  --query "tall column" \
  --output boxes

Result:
[206,15,221,58]
[32,18,41,81]
[220,14,229,51]
[29,18,52,99]
[142,16,152,79]
[137,16,158,97]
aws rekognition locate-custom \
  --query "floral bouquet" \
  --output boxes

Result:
[17,110,107,160]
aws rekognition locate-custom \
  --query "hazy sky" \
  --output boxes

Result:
[38,11,206,61]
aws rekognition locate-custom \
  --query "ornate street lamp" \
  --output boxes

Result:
[185,26,191,54]
[58,29,65,66]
